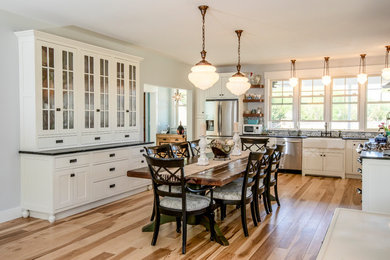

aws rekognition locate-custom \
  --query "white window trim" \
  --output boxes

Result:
[264,64,384,131]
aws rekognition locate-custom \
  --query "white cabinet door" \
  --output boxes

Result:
[55,170,73,209]
[303,149,323,172]
[323,151,345,174]
[206,80,221,99]
[73,168,89,204]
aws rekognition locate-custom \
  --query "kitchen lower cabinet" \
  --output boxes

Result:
[345,139,366,178]
[20,144,150,223]
[302,138,345,178]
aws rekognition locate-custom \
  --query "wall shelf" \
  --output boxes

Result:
[250,84,264,88]
[243,99,264,103]
[243,113,264,117]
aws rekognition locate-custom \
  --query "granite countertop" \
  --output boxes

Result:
[360,150,390,160]
[19,141,154,156]
[240,134,368,140]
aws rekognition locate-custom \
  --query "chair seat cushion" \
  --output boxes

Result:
[157,185,181,194]
[160,193,211,211]
[212,183,252,201]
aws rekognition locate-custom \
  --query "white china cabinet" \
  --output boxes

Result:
[16,30,143,150]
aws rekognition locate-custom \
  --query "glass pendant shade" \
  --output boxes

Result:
[357,73,368,84]
[289,60,298,87]
[188,64,219,90]
[322,57,331,85]
[289,77,298,87]
[322,75,331,85]
[226,74,250,96]
[382,46,390,80]
[357,54,367,84]
[382,68,390,80]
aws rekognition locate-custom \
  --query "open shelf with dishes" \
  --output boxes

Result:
[243,99,264,103]
[243,113,264,117]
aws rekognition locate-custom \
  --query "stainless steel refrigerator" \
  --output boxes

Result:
[205,99,238,137]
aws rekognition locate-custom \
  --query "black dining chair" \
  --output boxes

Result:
[212,152,264,237]
[144,155,215,254]
[171,142,191,158]
[265,144,285,212]
[144,144,174,158]
[254,147,275,220]
[188,140,200,157]
[241,138,269,152]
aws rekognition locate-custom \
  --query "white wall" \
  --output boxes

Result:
[0,9,193,219]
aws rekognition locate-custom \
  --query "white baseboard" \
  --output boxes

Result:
[0,207,22,223]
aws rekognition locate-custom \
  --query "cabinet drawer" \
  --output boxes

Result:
[92,148,128,164]
[55,154,89,169]
[113,132,138,142]
[129,146,146,158]
[92,176,147,200]
[80,134,112,145]
[91,160,129,182]
[129,157,147,170]
[38,136,78,149]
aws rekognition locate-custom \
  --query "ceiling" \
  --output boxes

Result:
[1,0,390,66]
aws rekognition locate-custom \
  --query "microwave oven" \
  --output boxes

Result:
[243,124,263,134]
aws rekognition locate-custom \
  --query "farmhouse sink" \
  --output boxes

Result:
[303,138,345,149]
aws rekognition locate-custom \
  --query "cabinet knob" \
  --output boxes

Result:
[70,173,75,177]
[56,108,61,112]
[126,110,130,113]
[96,109,100,112]
[141,160,145,163]
[140,149,144,153]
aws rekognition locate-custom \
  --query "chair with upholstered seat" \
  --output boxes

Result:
[241,137,269,152]
[188,140,200,157]
[265,144,285,212]
[213,152,264,237]
[171,142,191,158]
[144,144,174,158]
[144,155,215,254]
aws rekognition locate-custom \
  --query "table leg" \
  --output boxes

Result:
[141,214,229,246]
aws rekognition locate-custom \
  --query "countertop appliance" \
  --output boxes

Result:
[243,124,263,134]
[205,99,238,137]
[276,137,302,171]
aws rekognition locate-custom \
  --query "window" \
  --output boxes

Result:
[270,80,294,129]
[173,89,187,127]
[331,77,359,130]
[366,76,390,129]
[299,79,325,129]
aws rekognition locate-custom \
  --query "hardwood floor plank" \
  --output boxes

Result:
[0,174,362,260]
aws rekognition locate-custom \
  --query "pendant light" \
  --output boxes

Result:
[357,54,367,84]
[188,5,219,90]
[322,57,331,85]
[382,45,390,80]
[289,59,298,87]
[226,30,251,96]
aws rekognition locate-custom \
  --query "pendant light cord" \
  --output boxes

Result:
[291,60,296,78]
[199,5,208,62]
[385,46,390,68]
[359,54,366,74]
[235,30,243,73]
[323,57,330,76]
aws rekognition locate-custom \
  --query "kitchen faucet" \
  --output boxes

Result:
[321,122,331,137]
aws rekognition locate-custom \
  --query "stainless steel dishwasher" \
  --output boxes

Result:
[276,138,302,171]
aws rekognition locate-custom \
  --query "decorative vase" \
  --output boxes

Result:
[177,121,184,135]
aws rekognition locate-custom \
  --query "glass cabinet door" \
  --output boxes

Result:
[84,55,95,129]
[41,45,55,131]
[116,62,125,128]
[100,58,109,129]
[62,50,75,130]
[129,64,136,127]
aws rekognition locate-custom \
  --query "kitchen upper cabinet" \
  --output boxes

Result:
[206,74,237,99]
[16,30,143,150]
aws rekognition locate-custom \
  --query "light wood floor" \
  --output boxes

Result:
[0,174,361,260]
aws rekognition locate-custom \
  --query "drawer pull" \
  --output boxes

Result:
[95,137,101,140]
[56,108,61,111]
[96,109,100,112]
[70,173,75,177]
[109,153,116,158]
[140,149,144,153]
[69,159,77,163]
[357,158,362,164]
[124,134,130,138]
[109,184,116,188]
[126,110,130,113]
[109,167,116,172]
[162,138,167,141]
[56,139,64,144]
[175,139,179,141]
[357,188,362,194]
[141,160,145,163]
[357,168,362,174]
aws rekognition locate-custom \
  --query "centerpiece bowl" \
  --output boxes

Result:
[210,139,234,159]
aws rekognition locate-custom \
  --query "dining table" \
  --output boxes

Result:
[127,151,251,245]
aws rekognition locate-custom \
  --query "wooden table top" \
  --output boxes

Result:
[127,153,249,186]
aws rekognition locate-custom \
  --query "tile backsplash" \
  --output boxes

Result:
[267,129,378,139]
